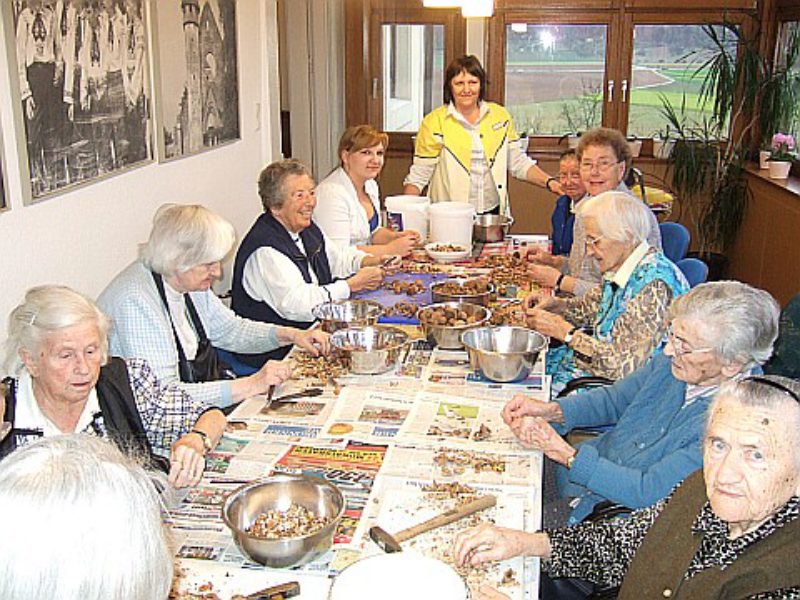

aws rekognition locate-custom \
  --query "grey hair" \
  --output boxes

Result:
[139,203,236,276]
[3,285,110,376]
[258,158,313,212]
[0,435,173,600]
[668,281,779,368]
[577,191,651,245]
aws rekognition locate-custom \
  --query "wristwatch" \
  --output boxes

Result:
[566,453,577,470]
[190,429,213,453]
[563,326,579,346]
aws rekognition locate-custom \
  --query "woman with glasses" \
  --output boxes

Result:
[402,55,560,216]
[524,191,686,394]
[506,281,779,526]
[526,127,662,297]
[98,204,329,409]
[229,159,386,368]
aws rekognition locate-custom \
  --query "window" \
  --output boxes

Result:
[773,20,800,140]
[504,24,607,135]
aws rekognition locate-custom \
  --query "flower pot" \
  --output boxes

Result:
[628,140,643,158]
[759,150,771,170]
[653,139,675,160]
[768,160,792,179]
[567,134,580,149]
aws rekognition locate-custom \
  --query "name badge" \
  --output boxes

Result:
[493,120,508,131]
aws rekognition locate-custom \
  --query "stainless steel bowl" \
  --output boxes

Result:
[330,325,410,374]
[461,326,548,382]
[430,278,495,307]
[221,474,345,568]
[312,300,383,334]
[417,302,492,350]
[473,214,514,243]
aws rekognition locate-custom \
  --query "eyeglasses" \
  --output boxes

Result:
[745,376,800,403]
[579,159,619,172]
[666,326,714,357]
[584,235,605,250]
[558,170,581,181]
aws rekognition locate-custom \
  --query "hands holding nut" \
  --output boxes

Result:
[347,266,384,292]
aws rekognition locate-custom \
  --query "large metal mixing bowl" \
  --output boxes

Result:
[312,300,383,334]
[430,278,495,307]
[221,474,345,569]
[473,214,513,243]
[417,302,491,350]
[461,326,548,382]
[330,325,410,374]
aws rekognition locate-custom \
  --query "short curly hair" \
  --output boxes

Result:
[257,159,313,212]
[577,127,632,168]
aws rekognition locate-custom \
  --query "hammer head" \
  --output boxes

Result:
[369,525,402,553]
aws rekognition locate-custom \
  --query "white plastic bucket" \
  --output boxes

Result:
[328,553,469,600]
[385,195,430,241]
[429,202,475,248]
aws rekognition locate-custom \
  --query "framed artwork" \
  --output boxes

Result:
[0,122,6,210]
[152,0,240,161]
[8,0,153,202]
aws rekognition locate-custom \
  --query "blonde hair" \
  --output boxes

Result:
[338,125,389,167]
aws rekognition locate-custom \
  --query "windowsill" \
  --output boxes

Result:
[745,162,800,197]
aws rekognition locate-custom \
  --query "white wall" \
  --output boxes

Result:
[0,0,282,352]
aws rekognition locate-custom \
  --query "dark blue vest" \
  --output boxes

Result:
[231,212,334,367]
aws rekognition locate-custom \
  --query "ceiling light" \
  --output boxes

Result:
[461,0,493,17]
[422,0,462,7]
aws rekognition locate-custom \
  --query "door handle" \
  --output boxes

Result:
[621,79,628,103]
[607,79,614,103]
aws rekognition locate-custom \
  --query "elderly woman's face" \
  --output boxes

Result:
[583,216,632,274]
[703,394,800,538]
[579,144,626,197]
[664,317,741,386]
[169,261,222,293]
[559,156,586,201]
[272,174,317,234]
[22,321,103,407]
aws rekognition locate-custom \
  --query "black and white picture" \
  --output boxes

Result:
[155,0,239,160]
[11,0,152,200]
[0,131,6,210]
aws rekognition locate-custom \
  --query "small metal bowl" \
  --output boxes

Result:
[330,325,410,374]
[312,300,383,334]
[221,474,345,568]
[461,326,548,382]
[430,278,495,307]
[417,302,492,350]
[473,214,514,243]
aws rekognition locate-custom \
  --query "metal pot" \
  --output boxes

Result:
[473,214,514,243]
[417,302,491,350]
[221,474,345,568]
[430,278,494,307]
[461,326,548,382]
[312,300,383,334]
[330,325,410,374]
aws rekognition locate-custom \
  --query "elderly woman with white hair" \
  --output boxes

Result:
[505,281,780,526]
[456,375,800,600]
[524,190,688,392]
[1,285,222,487]
[0,435,173,600]
[98,204,329,409]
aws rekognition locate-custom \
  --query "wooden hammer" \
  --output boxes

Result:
[369,495,496,553]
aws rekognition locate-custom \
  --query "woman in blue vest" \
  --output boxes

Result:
[231,159,386,368]
[524,191,688,394]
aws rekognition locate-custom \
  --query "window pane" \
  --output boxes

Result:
[505,24,607,136]
[382,24,444,132]
[775,20,800,139]
[628,24,730,138]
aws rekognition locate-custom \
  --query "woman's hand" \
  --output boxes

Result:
[252,360,292,390]
[527,264,562,288]
[453,523,537,567]
[524,246,560,267]
[169,434,206,488]
[290,328,330,356]
[502,394,560,427]
[525,308,572,341]
[347,266,384,292]
[516,417,577,466]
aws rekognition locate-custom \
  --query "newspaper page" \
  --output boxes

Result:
[319,386,417,443]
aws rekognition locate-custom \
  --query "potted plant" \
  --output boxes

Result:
[768,133,796,178]
[652,126,675,160]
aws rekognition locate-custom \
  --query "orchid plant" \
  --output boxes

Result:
[770,133,797,162]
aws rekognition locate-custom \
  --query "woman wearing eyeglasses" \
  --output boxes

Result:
[229,159,387,369]
[506,281,779,527]
[526,127,662,297]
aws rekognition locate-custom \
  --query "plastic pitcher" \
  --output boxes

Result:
[385,195,430,241]
[429,202,475,247]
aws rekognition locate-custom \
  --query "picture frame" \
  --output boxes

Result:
[0,120,7,211]
[151,0,240,162]
[6,0,154,203]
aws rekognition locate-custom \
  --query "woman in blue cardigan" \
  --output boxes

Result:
[506,281,780,525]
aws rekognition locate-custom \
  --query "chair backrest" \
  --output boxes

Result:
[676,257,709,287]
[659,222,690,262]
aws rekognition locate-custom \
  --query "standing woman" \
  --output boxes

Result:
[315,125,420,258]
[403,55,560,216]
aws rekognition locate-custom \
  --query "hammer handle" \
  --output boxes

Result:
[395,495,496,543]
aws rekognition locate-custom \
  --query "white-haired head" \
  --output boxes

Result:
[0,434,173,600]
[139,203,236,276]
[577,191,651,246]
[3,285,110,376]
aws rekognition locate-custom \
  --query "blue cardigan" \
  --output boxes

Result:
[552,353,717,524]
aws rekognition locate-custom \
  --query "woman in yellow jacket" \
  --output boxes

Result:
[403,55,560,216]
